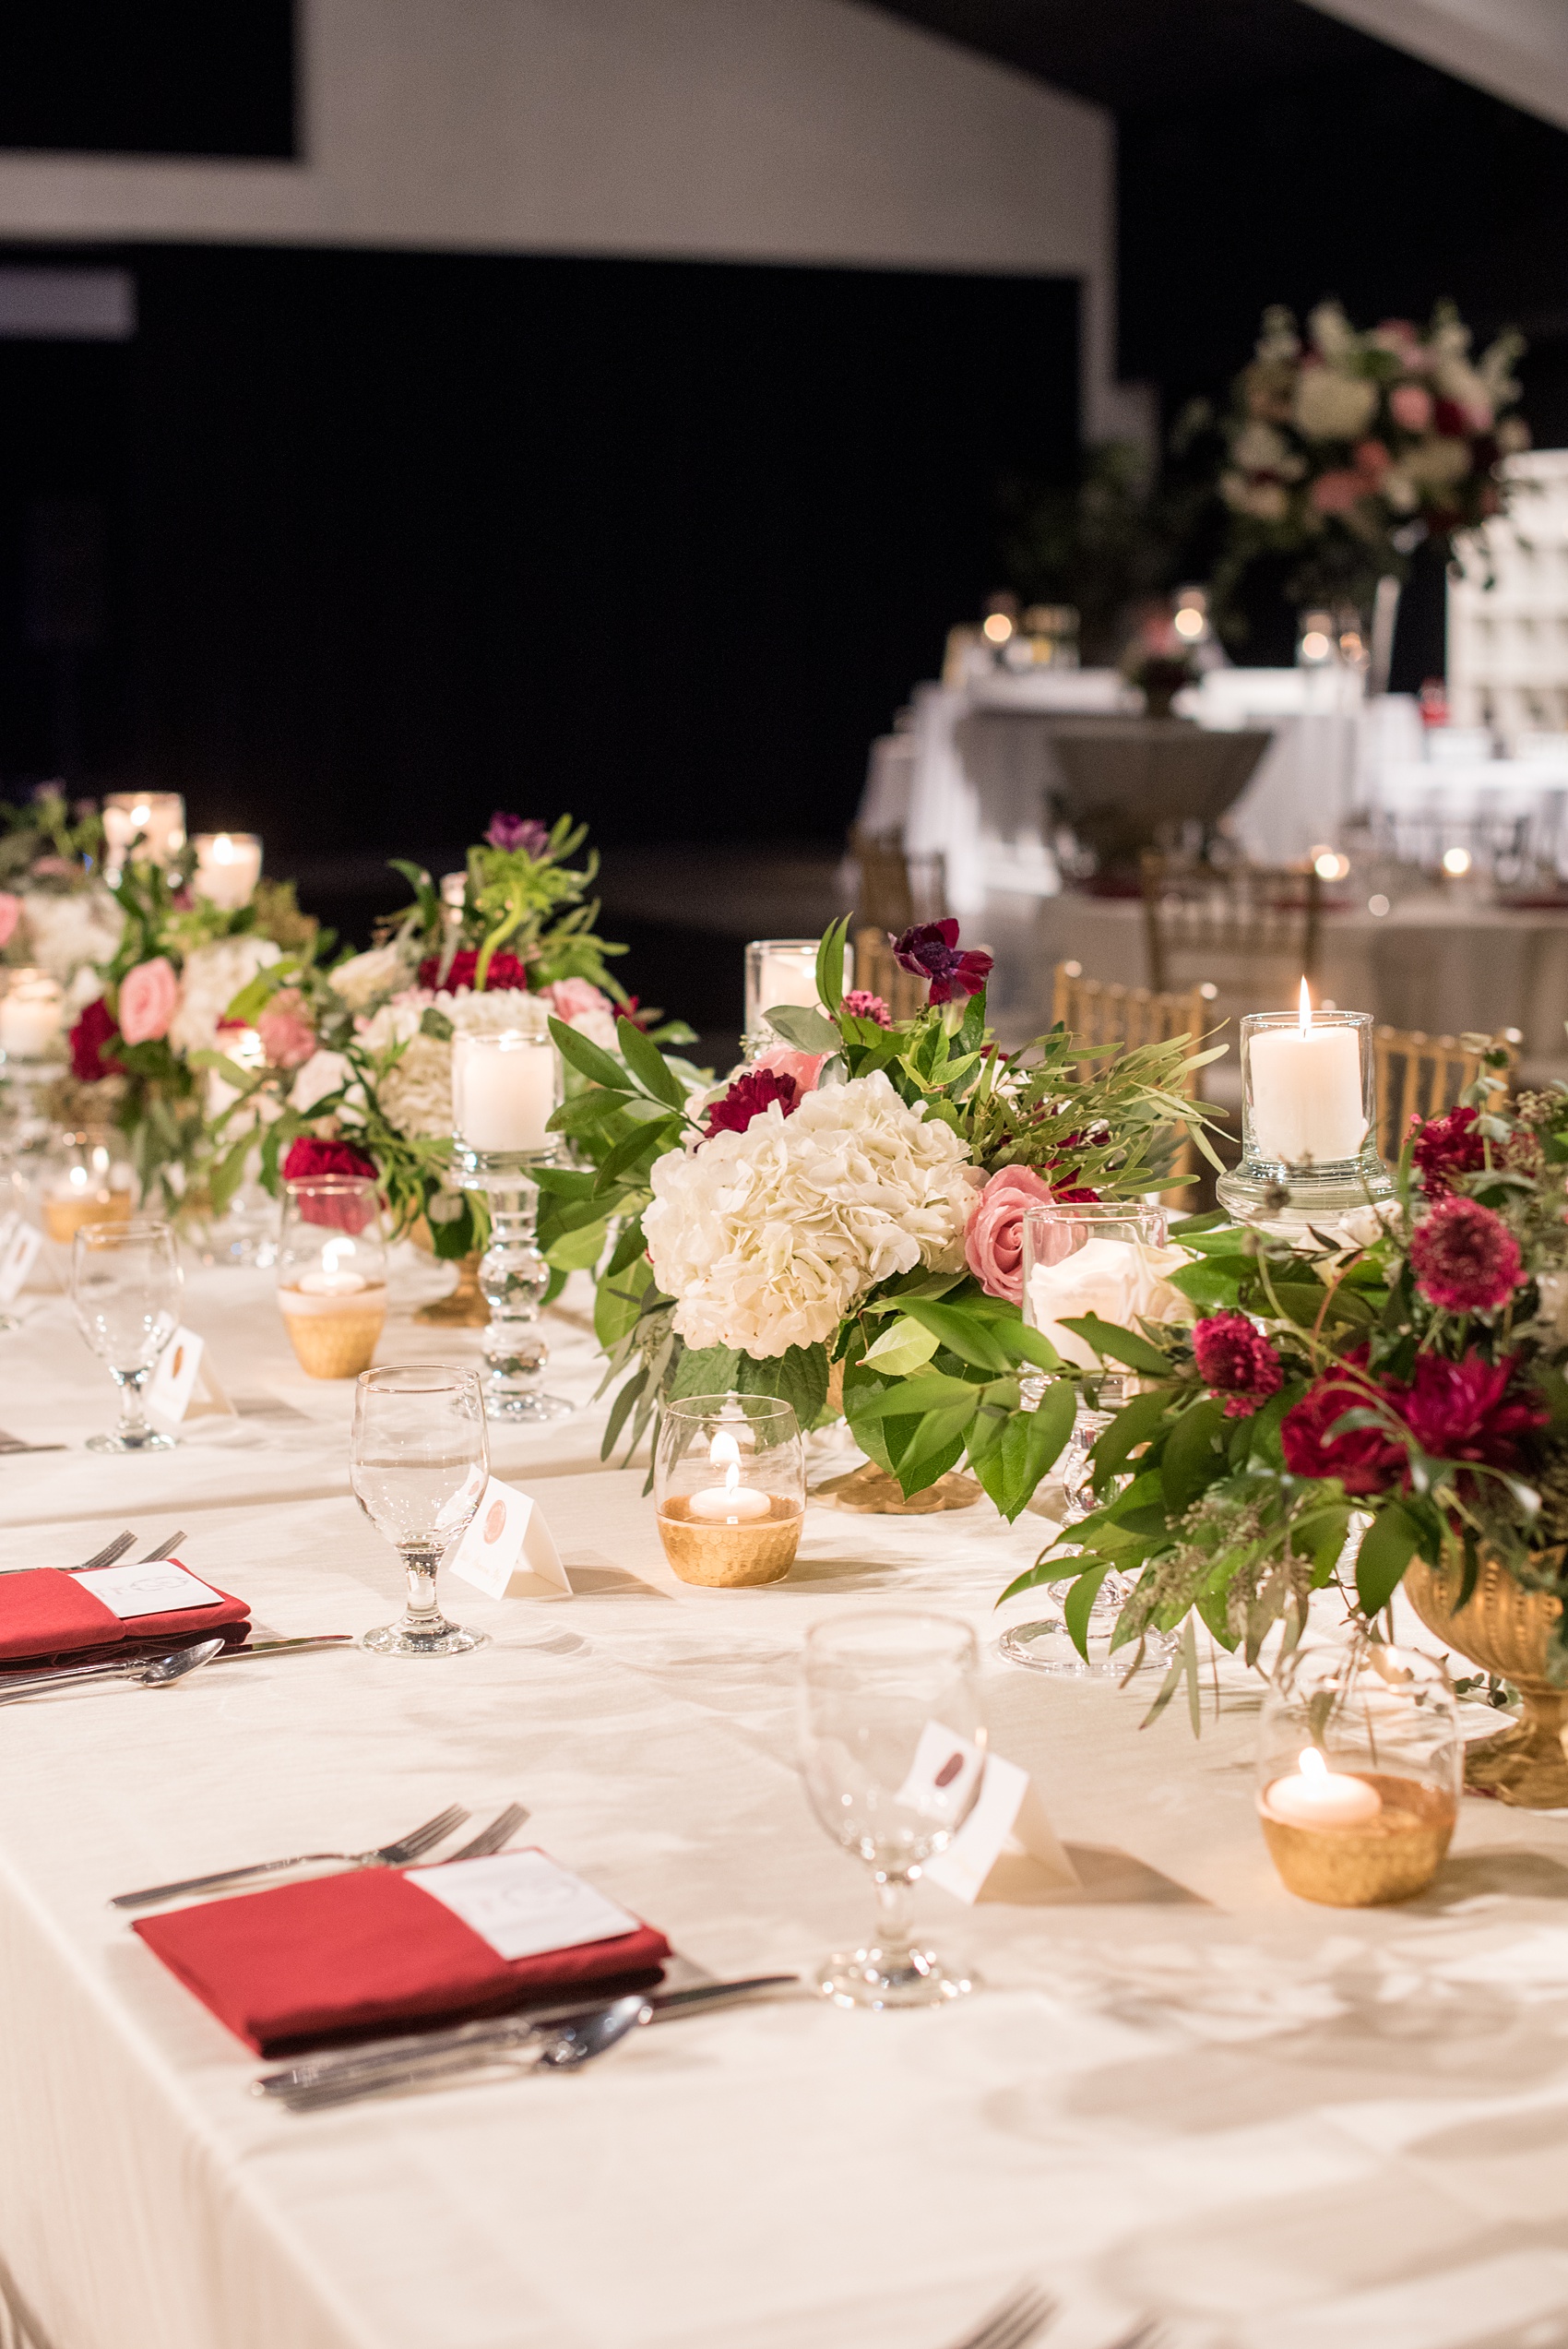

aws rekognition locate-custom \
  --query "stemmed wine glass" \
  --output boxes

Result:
[799,1612,987,2009]
[69,1220,184,1453]
[350,1364,490,1656]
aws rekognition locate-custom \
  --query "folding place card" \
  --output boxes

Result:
[923,1752,1080,1905]
[411,1850,638,1961]
[448,1477,571,1601]
[75,1561,227,1620]
[146,1328,234,1436]
[0,1217,42,1306]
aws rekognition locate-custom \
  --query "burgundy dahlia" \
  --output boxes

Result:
[1410,1103,1488,1197]
[485,813,550,856]
[1280,1350,1405,1496]
[1409,1197,1522,1314]
[1397,1350,1546,1473]
[890,919,994,1007]
[1193,1310,1284,1419]
[841,989,892,1028]
[703,1067,798,1139]
[415,948,531,994]
[68,996,124,1083]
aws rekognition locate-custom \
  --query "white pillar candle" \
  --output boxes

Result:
[453,1033,558,1152]
[102,793,186,873]
[192,833,262,910]
[759,945,822,1012]
[0,971,63,1059]
[1248,985,1366,1166]
[1265,1747,1382,1828]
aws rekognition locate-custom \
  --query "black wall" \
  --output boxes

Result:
[0,246,1079,856]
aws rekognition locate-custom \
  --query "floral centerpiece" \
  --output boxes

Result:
[1001,1055,1568,1800]
[0,784,122,1001]
[1213,299,1527,618]
[540,917,1214,1511]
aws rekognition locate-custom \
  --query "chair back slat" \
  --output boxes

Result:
[1372,1026,1515,1163]
[1140,853,1322,1002]
[1051,960,1208,1201]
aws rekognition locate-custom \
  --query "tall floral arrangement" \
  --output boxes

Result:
[539,918,1215,1513]
[1002,1049,1568,1713]
[1213,299,1527,617]
[0,784,122,1000]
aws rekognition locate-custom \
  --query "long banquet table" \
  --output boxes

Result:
[6,1261,1568,2349]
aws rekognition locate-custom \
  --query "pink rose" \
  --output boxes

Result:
[1310,470,1366,515]
[116,956,180,1045]
[1353,438,1390,478]
[255,987,316,1070]
[544,976,618,1051]
[1389,383,1433,433]
[964,1165,1054,1305]
[752,1046,827,1097]
[0,894,19,949]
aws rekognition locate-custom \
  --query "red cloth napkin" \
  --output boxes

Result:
[0,1565,250,1668]
[134,1862,671,2054]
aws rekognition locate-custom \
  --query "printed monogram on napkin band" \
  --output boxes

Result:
[410,1851,639,1962]
[74,1562,227,1620]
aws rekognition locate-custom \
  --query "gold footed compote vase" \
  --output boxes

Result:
[1404,1554,1568,1809]
[410,1221,487,1328]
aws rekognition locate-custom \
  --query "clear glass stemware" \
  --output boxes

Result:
[69,1219,184,1454]
[350,1364,490,1657]
[799,1611,986,2009]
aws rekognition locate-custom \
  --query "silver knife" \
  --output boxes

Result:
[254,1974,800,2100]
[0,1635,353,1695]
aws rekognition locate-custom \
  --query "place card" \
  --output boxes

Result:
[0,1216,42,1305]
[411,1849,638,1961]
[146,1328,234,1435]
[75,1561,226,1620]
[448,1477,571,1601]
[923,1752,1080,1904]
[896,1719,989,1821]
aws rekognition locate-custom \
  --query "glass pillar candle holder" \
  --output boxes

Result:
[743,937,852,1055]
[40,1128,135,1246]
[451,1030,570,1422]
[1218,999,1393,1230]
[277,1177,387,1378]
[655,1394,805,1585]
[0,968,65,1067]
[1256,1642,1460,1906]
[101,792,185,882]
[190,832,262,910]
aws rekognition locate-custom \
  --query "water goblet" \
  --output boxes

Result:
[69,1220,184,1453]
[350,1364,490,1657]
[799,1611,986,2009]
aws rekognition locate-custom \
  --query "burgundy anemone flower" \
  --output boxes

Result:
[415,948,531,994]
[1280,1350,1405,1496]
[1193,1310,1284,1419]
[1397,1351,1546,1473]
[841,989,892,1028]
[703,1067,799,1139]
[485,813,550,856]
[1409,1197,1522,1314]
[68,996,124,1083]
[890,919,994,1006]
[1409,1103,1488,1197]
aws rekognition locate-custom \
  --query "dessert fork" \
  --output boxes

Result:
[109,1802,470,1909]
[943,2283,1055,2349]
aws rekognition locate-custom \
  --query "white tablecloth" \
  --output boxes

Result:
[5,1282,1568,2349]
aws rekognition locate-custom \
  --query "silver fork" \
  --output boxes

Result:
[944,2284,1056,2349]
[137,1531,186,1565]
[69,1531,136,1574]
[436,1803,529,1864]
[108,1803,471,1910]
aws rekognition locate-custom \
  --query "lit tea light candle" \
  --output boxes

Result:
[1265,1747,1382,1829]
[1247,981,1366,1167]
[297,1266,370,1298]
[192,832,262,910]
[452,1033,558,1154]
[0,969,64,1060]
[102,793,185,875]
[687,1433,771,1522]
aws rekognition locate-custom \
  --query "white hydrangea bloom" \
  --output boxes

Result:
[644,1071,980,1359]
[328,944,409,1011]
[290,1049,353,1116]
[19,888,123,984]
[362,985,551,1139]
[168,936,280,1057]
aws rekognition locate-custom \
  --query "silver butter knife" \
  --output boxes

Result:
[255,1974,801,2101]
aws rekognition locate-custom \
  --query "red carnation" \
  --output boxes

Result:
[703,1067,798,1139]
[1193,1310,1284,1418]
[1409,1103,1487,1197]
[69,995,124,1082]
[282,1135,379,1232]
[1397,1350,1545,1473]
[415,948,531,993]
[1281,1350,1405,1496]
[1409,1197,1522,1314]
[890,919,993,1006]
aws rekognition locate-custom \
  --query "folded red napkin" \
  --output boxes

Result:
[133,1861,671,2054]
[0,1564,250,1668]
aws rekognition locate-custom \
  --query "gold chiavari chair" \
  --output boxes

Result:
[852,928,930,1022]
[1140,853,1322,1001]
[848,828,946,936]
[1052,960,1214,1200]
[1372,1026,1518,1163]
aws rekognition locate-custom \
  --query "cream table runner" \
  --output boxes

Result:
[3,1452,1568,2349]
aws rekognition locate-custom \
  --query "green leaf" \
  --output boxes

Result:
[547,1014,634,1094]
[848,1372,986,1423]
[1160,1397,1229,1516]
[765,1004,842,1053]
[615,1018,689,1110]
[897,1297,1015,1374]
[205,1127,255,1216]
[735,1343,830,1429]
[1056,1314,1172,1377]
[592,1113,680,1193]
[897,1396,982,1490]
[595,1259,653,1350]
[992,1319,1062,1373]
[816,915,851,1014]
[1355,1504,1421,1616]
[1168,1258,1244,1309]
[862,1317,942,1375]
[420,1007,455,1043]
[604,1214,650,1280]
[670,1343,742,1401]
[1063,1563,1111,1661]
[1091,1385,1174,1479]
[546,1217,609,1271]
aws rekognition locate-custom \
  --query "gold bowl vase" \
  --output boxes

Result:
[409,1220,487,1328]
[1404,1554,1568,1809]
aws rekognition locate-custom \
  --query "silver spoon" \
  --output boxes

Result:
[533,1994,653,2071]
[274,1993,654,2111]
[0,1638,224,1706]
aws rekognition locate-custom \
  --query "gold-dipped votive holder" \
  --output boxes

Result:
[656,1494,803,1586]
[1258,1771,1456,1905]
[279,1284,387,1379]
[43,1186,133,1246]
[276,1175,388,1379]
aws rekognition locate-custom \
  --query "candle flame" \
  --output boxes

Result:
[1298,976,1313,1037]
[1298,1747,1327,1780]
[709,1431,742,1471]
[724,1461,740,1499]
[213,833,234,861]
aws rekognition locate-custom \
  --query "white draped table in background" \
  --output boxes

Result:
[6,1271,1568,2349]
